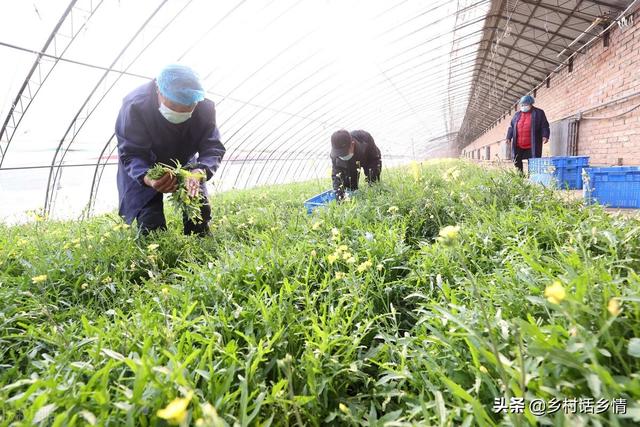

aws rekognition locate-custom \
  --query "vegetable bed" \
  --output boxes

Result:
[1,160,639,426]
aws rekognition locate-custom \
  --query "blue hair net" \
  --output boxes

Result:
[156,64,205,106]
[519,95,535,105]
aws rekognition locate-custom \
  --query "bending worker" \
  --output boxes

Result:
[506,95,550,173]
[116,64,226,235]
[330,129,382,199]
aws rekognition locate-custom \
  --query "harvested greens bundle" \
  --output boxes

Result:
[146,161,206,222]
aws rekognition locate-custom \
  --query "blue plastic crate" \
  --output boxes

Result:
[583,166,640,208]
[304,190,336,214]
[528,156,589,189]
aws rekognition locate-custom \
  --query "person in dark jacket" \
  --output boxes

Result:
[116,64,226,235]
[330,129,382,199]
[506,95,550,173]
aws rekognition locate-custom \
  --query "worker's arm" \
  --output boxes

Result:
[506,116,514,143]
[331,156,347,200]
[363,144,382,184]
[540,109,550,143]
[192,104,226,181]
[116,104,156,186]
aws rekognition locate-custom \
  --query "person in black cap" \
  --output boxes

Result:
[330,129,382,199]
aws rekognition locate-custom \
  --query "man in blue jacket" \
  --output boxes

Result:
[506,95,550,173]
[116,64,226,235]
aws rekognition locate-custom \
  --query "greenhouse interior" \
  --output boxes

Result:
[1,0,640,425]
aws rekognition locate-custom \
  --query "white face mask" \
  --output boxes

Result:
[520,105,531,113]
[159,102,193,124]
[339,153,354,161]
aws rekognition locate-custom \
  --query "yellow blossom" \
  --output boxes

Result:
[81,283,89,290]
[147,243,159,251]
[339,403,350,414]
[247,216,255,225]
[161,287,170,296]
[346,256,356,264]
[31,275,48,284]
[387,206,399,214]
[479,365,488,374]
[337,245,349,253]
[437,225,461,245]
[331,228,340,236]
[357,260,373,273]
[102,276,112,284]
[335,272,346,280]
[608,298,621,316]
[544,281,566,304]
[376,263,384,271]
[342,251,352,260]
[310,250,317,257]
[157,392,192,425]
[410,161,421,181]
[327,254,338,264]
[312,221,322,231]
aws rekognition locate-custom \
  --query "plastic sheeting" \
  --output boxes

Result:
[0,0,490,221]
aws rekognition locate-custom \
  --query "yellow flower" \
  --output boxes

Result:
[479,365,488,374]
[387,206,399,214]
[339,403,350,414]
[331,228,340,237]
[157,392,192,425]
[31,275,47,284]
[335,271,345,280]
[438,225,460,240]
[410,161,421,181]
[81,283,89,290]
[337,245,349,253]
[357,260,373,273]
[342,251,352,260]
[161,287,170,296]
[376,263,384,271]
[312,221,322,231]
[544,281,566,304]
[437,225,461,245]
[147,243,159,251]
[346,256,356,264]
[443,167,460,181]
[608,298,621,316]
[327,254,338,264]
[310,250,317,257]
[102,276,112,284]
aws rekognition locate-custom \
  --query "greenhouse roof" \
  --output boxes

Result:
[0,0,636,221]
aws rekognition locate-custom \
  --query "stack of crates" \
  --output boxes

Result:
[583,166,640,208]
[528,156,590,189]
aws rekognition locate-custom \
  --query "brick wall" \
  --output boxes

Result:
[461,15,640,166]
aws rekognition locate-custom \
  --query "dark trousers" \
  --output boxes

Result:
[136,188,211,236]
[513,145,533,173]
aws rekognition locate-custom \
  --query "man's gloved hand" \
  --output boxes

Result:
[143,172,177,193]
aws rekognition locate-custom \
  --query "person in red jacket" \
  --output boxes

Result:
[506,95,550,173]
